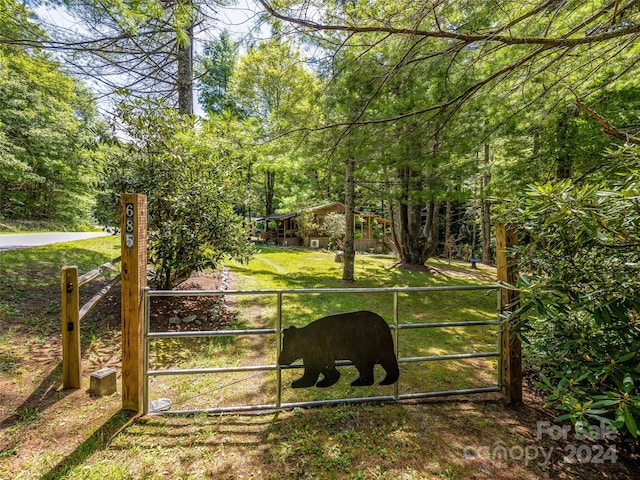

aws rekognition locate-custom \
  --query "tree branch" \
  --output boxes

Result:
[258,0,640,48]
[576,99,640,145]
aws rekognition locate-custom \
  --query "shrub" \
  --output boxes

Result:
[319,212,346,250]
[511,154,640,440]
[95,98,254,288]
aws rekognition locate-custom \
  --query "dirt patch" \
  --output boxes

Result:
[85,271,232,332]
[148,271,236,332]
[427,259,497,281]
[431,264,496,281]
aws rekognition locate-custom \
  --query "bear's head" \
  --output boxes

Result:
[278,326,302,365]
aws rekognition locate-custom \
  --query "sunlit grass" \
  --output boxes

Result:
[0,235,120,286]
[0,235,121,340]
[3,241,632,480]
[148,247,499,412]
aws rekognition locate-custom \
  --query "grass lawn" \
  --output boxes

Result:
[0,219,102,233]
[147,248,500,412]
[0,243,635,479]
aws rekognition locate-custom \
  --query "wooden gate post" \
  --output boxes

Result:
[61,266,81,389]
[120,194,147,412]
[496,223,522,404]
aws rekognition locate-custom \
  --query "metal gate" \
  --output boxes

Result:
[143,284,502,415]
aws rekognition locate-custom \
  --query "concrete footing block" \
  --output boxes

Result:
[90,367,117,396]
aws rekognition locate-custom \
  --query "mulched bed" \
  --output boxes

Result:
[148,271,236,332]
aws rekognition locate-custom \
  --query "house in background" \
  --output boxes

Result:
[256,202,392,252]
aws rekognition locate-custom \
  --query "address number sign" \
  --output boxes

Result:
[125,202,134,248]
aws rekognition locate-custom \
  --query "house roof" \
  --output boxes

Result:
[263,211,297,221]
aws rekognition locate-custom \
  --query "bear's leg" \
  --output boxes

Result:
[351,361,375,386]
[292,365,320,388]
[379,356,400,385]
[316,366,340,388]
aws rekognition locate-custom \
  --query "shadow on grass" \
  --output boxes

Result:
[0,363,74,431]
[230,262,493,292]
[40,410,138,480]
[108,414,279,450]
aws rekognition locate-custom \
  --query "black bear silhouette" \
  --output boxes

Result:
[279,310,399,388]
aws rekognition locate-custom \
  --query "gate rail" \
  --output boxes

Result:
[144,284,502,415]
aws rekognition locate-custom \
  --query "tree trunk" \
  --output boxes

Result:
[556,110,572,179]
[471,211,477,260]
[481,199,491,264]
[265,170,275,215]
[442,190,452,260]
[392,167,438,266]
[342,154,356,282]
[481,143,492,264]
[176,19,194,115]
[422,199,439,259]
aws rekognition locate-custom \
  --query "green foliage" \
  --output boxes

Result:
[196,31,240,115]
[230,39,319,131]
[319,212,345,249]
[228,38,323,215]
[95,98,254,288]
[295,209,318,237]
[0,0,101,223]
[511,148,640,439]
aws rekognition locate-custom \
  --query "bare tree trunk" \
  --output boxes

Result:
[481,199,491,264]
[481,143,492,264]
[392,167,438,266]
[471,211,477,259]
[422,199,439,259]
[343,154,356,282]
[177,19,194,115]
[556,110,572,179]
[442,189,452,260]
[265,170,275,215]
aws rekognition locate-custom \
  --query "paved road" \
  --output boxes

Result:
[0,231,113,251]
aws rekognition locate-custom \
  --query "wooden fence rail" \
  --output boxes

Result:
[61,258,121,389]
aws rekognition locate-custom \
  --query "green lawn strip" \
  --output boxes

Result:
[0,235,121,371]
[41,401,542,480]
[0,219,102,233]
[0,236,123,479]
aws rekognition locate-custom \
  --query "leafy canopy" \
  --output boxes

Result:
[0,0,100,223]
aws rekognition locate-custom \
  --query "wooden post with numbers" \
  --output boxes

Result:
[496,223,523,404]
[61,266,81,389]
[120,194,147,412]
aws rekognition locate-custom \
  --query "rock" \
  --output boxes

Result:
[182,315,197,323]
[149,398,172,412]
[169,317,181,324]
